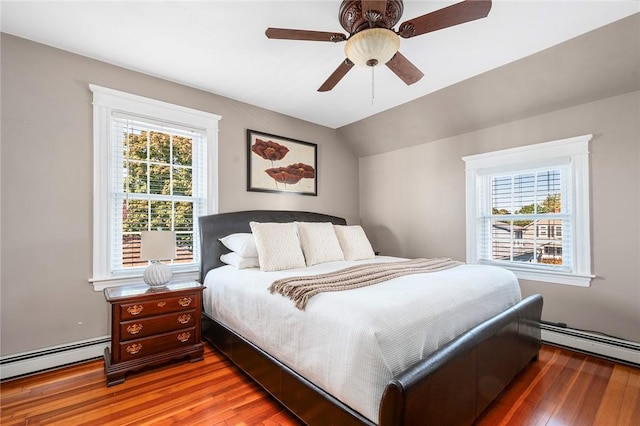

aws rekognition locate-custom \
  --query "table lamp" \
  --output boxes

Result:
[140,230,176,287]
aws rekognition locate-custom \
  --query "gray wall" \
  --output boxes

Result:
[2,22,639,359]
[0,34,359,356]
[358,91,640,342]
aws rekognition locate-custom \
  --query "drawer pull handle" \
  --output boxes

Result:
[178,297,192,307]
[126,324,143,335]
[177,314,191,325]
[157,301,167,308]
[126,343,142,355]
[127,305,143,316]
[177,332,191,343]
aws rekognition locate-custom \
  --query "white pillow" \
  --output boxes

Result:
[333,225,376,261]
[219,233,258,258]
[249,222,306,272]
[220,252,259,269]
[297,222,344,266]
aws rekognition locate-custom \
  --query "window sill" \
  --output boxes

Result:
[482,262,593,287]
[89,270,200,292]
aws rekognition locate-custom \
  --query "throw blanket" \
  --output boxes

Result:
[269,258,462,310]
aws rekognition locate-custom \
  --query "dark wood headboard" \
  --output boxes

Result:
[198,210,347,282]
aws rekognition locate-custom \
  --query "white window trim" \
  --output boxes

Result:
[462,134,593,287]
[89,85,221,291]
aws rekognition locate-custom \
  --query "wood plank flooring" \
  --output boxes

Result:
[1,344,638,425]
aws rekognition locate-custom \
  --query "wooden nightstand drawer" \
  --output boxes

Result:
[120,309,196,341]
[103,282,205,386]
[118,327,197,362]
[119,295,197,320]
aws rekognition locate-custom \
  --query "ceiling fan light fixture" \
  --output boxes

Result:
[344,28,400,67]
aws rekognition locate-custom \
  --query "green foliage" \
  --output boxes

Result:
[493,193,562,227]
[539,193,561,214]
[121,130,195,255]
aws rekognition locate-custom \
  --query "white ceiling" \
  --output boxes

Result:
[1,1,638,129]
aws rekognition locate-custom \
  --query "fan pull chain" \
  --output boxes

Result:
[371,66,375,105]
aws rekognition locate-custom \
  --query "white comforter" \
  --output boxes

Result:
[203,256,521,423]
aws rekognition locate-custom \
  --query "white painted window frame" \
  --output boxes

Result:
[89,85,220,291]
[463,135,593,287]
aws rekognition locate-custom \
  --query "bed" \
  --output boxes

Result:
[198,210,542,426]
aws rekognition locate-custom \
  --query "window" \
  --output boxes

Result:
[463,135,593,287]
[90,85,220,290]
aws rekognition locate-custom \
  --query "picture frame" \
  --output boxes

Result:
[246,129,317,196]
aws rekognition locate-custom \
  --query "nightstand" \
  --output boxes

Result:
[103,281,205,386]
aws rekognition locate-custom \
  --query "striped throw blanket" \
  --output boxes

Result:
[269,258,462,310]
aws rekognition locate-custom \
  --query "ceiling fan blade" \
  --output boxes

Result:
[318,59,355,92]
[266,28,347,43]
[386,52,424,85]
[397,0,492,39]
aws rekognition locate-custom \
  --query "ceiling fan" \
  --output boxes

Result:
[266,0,492,92]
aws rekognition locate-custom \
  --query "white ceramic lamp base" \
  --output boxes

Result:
[143,261,172,287]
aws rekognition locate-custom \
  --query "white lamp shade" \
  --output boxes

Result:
[140,231,176,261]
[344,28,400,67]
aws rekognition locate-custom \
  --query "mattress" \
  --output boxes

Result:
[203,256,521,423]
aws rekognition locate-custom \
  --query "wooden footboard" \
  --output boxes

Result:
[379,294,543,426]
[201,294,542,426]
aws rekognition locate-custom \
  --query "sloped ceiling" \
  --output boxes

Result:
[339,13,640,157]
[1,1,638,132]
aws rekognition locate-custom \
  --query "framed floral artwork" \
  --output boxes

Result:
[246,129,317,196]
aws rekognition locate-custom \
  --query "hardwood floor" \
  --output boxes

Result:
[1,344,638,425]
[475,345,640,426]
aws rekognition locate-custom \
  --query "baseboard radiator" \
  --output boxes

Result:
[0,336,109,380]
[1,326,638,380]
[541,323,640,366]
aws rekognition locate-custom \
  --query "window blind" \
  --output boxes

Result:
[110,113,206,274]
[478,165,572,272]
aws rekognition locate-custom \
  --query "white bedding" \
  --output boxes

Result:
[203,256,521,423]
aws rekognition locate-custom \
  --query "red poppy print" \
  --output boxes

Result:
[265,167,304,185]
[252,139,289,161]
[248,131,316,195]
[287,163,315,179]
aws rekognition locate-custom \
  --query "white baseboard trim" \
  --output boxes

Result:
[541,325,640,366]
[0,336,110,380]
[2,327,637,380]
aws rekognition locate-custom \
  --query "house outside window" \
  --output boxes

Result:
[90,85,220,290]
[463,135,593,287]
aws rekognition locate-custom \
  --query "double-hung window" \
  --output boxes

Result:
[463,135,593,287]
[90,85,220,290]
